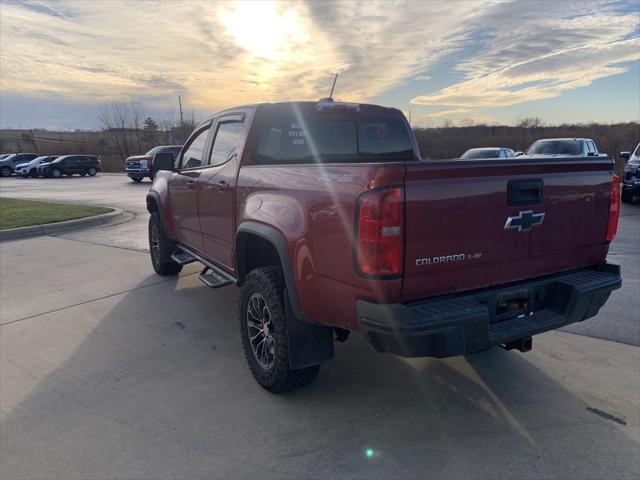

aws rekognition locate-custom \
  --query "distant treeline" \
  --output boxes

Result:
[414,122,639,176]
[1,121,638,174]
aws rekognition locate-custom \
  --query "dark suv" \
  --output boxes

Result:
[37,155,101,178]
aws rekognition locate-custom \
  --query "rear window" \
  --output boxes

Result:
[253,110,414,164]
[527,140,582,155]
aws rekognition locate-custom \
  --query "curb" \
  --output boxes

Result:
[0,208,127,241]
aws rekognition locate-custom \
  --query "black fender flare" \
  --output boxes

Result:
[146,190,176,241]
[236,221,334,369]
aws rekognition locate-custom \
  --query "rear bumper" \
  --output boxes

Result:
[357,263,621,358]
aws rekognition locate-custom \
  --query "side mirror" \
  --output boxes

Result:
[587,151,597,157]
[152,152,176,175]
[515,151,523,156]
[619,151,630,160]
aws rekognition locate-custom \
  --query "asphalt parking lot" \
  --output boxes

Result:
[1,175,639,479]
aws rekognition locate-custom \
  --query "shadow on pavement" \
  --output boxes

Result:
[1,273,638,479]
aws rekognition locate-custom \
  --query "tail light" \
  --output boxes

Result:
[355,187,404,277]
[606,174,620,242]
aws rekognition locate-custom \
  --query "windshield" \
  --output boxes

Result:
[527,140,582,155]
[254,111,414,164]
[146,146,181,155]
[461,149,501,159]
[633,143,640,157]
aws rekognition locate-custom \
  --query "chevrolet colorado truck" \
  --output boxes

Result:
[146,100,622,393]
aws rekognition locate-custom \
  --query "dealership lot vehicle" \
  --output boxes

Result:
[125,145,182,182]
[0,153,38,176]
[146,100,622,392]
[523,138,603,157]
[37,155,101,178]
[14,155,57,178]
[461,147,516,159]
[620,143,640,203]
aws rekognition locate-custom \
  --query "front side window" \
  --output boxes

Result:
[181,127,210,169]
[209,122,244,166]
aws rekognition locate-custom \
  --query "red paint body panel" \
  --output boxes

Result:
[236,164,404,331]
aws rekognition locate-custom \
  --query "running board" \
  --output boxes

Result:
[171,248,197,265]
[199,265,233,288]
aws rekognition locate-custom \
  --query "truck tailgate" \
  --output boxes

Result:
[402,157,614,301]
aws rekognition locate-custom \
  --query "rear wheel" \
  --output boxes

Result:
[51,168,62,178]
[240,266,321,393]
[87,167,97,176]
[148,213,182,276]
[0,166,11,177]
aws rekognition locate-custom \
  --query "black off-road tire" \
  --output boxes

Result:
[240,266,321,393]
[148,213,182,276]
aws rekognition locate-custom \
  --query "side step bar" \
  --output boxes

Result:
[199,265,234,288]
[171,249,197,265]
[172,245,236,288]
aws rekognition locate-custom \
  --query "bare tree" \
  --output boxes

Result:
[98,101,145,158]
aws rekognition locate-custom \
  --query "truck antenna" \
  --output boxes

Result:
[328,72,338,100]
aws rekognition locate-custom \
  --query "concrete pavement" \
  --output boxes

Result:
[1,174,639,479]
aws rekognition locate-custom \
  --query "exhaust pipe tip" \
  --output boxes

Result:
[500,336,532,353]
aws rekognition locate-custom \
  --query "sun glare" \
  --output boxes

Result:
[218,0,303,61]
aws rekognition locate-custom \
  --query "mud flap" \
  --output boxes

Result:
[284,289,334,370]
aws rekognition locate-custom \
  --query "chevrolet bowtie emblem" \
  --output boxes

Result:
[504,210,545,232]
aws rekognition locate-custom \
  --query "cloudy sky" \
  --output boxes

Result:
[1,0,638,130]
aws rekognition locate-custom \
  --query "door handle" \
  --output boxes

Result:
[186,180,197,189]
[215,180,230,191]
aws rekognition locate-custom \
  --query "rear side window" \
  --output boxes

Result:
[254,112,413,164]
[209,121,244,166]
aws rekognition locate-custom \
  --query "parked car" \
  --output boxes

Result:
[146,99,622,393]
[523,138,603,157]
[620,143,640,203]
[0,153,39,176]
[125,145,182,182]
[37,155,101,178]
[15,155,58,178]
[461,147,516,159]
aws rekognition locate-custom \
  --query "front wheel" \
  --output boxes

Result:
[51,168,62,178]
[240,266,321,393]
[148,213,182,276]
[0,166,11,177]
[87,167,97,176]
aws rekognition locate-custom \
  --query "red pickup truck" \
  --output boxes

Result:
[146,100,622,392]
